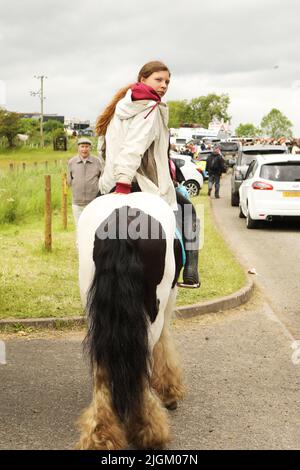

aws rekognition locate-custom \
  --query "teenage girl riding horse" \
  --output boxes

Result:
[76,60,201,449]
[96,60,201,288]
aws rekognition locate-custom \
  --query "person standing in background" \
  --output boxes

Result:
[206,144,227,198]
[67,137,102,227]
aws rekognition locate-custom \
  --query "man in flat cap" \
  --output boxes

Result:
[67,137,103,228]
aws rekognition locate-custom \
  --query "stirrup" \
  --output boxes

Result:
[177,281,200,289]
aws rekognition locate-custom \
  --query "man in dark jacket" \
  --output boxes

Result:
[206,144,226,198]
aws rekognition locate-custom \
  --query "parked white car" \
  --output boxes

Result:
[170,153,204,196]
[239,154,300,229]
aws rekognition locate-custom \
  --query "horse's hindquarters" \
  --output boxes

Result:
[77,193,181,450]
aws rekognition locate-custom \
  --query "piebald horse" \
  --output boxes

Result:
[76,192,184,450]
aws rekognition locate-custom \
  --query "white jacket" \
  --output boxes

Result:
[98,89,177,210]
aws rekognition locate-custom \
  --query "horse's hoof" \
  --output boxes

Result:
[165,400,177,410]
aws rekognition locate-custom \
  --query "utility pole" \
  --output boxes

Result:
[30,75,47,148]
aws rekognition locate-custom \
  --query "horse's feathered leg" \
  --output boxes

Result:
[127,386,170,450]
[151,287,185,409]
[76,369,127,450]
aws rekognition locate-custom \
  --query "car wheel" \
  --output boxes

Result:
[183,180,200,197]
[239,205,246,218]
[231,192,239,206]
[246,205,258,229]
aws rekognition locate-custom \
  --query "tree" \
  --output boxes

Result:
[189,93,231,128]
[168,93,231,128]
[260,108,293,139]
[168,100,191,128]
[43,119,64,134]
[0,108,22,147]
[19,117,40,137]
[235,123,260,138]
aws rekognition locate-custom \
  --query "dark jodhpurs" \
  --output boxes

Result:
[174,191,198,252]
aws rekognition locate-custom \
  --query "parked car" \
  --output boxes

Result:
[203,138,220,146]
[239,155,300,229]
[170,153,204,197]
[227,157,237,168]
[231,144,288,206]
[219,141,239,161]
[79,127,94,136]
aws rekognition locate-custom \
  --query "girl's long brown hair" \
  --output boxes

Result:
[95,61,170,136]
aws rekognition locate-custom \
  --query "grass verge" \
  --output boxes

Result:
[0,214,82,319]
[0,185,246,320]
[0,139,98,170]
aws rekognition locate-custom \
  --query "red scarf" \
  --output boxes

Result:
[131,82,161,119]
[131,82,161,102]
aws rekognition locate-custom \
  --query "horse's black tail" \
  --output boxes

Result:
[84,209,150,422]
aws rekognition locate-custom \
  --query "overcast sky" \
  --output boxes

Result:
[1,0,300,134]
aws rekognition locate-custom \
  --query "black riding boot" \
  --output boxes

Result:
[178,218,201,289]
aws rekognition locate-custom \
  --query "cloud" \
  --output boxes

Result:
[1,0,300,133]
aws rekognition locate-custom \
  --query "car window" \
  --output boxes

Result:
[244,160,256,179]
[251,161,259,177]
[260,162,300,181]
[261,149,286,154]
[241,153,257,165]
[171,158,186,168]
[241,149,286,165]
[220,142,239,152]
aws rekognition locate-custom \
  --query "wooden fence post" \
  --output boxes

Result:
[9,163,14,171]
[44,175,52,251]
[34,162,37,169]
[22,162,26,171]
[61,172,68,230]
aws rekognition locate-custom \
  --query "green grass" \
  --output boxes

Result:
[0,139,98,170]
[0,215,82,319]
[0,146,246,319]
[0,184,246,320]
[0,165,68,224]
[0,146,73,170]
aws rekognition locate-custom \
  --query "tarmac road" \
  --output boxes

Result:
[1,294,300,450]
[1,176,300,450]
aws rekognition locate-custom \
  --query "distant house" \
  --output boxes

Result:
[64,117,90,131]
[20,112,64,124]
